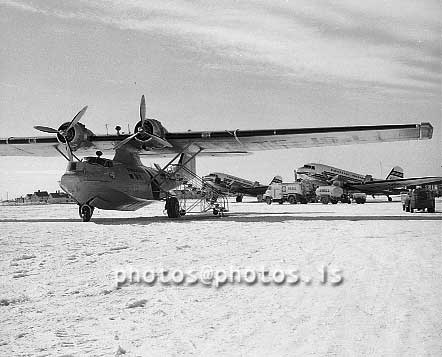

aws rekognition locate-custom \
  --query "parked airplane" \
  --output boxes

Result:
[0,95,434,221]
[297,162,442,200]
[202,173,282,202]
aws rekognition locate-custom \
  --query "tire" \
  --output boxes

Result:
[288,195,296,204]
[405,205,410,212]
[265,197,272,205]
[166,197,180,218]
[80,205,93,222]
[320,196,329,205]
[213,209,219,216]
[410,207,414,213]
[236,195,243,203]
[257,194,263,202]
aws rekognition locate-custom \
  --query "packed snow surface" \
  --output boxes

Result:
[1,198,441,356]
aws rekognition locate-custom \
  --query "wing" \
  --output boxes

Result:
[167,123,433,155]
[0,122,433,157]
[347,176,442,193]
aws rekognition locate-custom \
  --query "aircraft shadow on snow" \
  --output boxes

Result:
[1,210,441,225]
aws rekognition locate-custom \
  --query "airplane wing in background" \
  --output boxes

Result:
[0,122,434,158]
[347,176,442,193]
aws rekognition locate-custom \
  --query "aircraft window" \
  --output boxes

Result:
[84,157,112,167]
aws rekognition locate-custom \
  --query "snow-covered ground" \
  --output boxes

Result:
[1,198,441,356]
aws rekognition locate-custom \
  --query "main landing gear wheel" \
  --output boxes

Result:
[79,204,94,222]
[166,197,180,218]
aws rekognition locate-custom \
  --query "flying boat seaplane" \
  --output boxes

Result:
[0,95,434,221]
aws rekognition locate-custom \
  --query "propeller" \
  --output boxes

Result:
[34,106,88,161]
[114,95,172,150]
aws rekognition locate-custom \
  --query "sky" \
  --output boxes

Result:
[0,0,441,198]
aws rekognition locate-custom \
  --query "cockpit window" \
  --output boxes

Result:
[83,157,113,167]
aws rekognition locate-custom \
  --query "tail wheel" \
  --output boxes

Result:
[166,197,180,218]
[79,204,94,222]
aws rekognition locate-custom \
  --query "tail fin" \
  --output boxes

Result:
[269,175,283,184]
[386,166,404,180]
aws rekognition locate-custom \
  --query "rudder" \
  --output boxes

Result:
[386,166,404,180]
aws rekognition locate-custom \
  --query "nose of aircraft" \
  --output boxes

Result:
[59,168,82,203]
[296,167,309,175]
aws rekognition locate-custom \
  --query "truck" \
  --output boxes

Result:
[351,192,367,204]
[402,188,435,213]
[264,182,307,204]
[315,185,351,204]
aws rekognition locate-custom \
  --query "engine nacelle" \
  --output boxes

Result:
[134,119,168,147]
[56,122,94,150]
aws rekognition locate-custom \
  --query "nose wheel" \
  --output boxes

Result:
[79,204,94,222]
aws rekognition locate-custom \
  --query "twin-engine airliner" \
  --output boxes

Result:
[202,173,282,202]
[0,95,434,221]
[297,163,442,200]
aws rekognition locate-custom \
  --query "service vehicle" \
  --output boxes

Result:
[351,192,367,204]
[264,182,307,204]
[315,185,351,204]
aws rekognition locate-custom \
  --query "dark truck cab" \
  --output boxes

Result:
[403,188,435,213]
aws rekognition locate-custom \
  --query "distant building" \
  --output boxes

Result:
[31,190,49,203]
[48,191,75,204]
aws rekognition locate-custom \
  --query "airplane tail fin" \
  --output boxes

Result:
[269,175,283,184]
[386,166,404,180]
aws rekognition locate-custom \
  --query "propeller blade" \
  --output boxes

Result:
[65,140,74,161]
[66,106,88,132]
[34,126,59,134]
[145,132,173,148]
[114,132,138,150]
[140,95,146,125]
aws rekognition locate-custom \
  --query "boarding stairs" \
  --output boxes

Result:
[168,164,229,216]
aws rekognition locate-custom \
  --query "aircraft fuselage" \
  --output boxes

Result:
[60,156,178,211]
